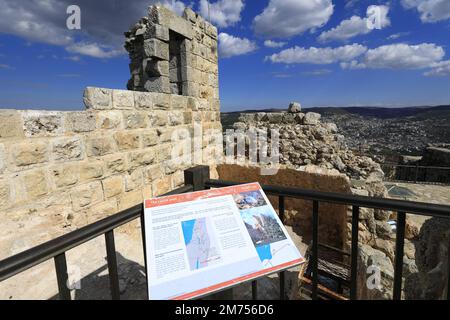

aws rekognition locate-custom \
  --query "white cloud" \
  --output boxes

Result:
[218,32,258,58]
[264,40,287,48]
[318,5,390,42]
[199,0,244,28]
[0,0,185,59]
[266,44,367,64]
[425,60,450,76]
[387,32,410,40]
[302,69,332,76]
[253,0,334,38]
[341,43,445,69]
[66,43,124,59]
[402,0,450,22]
[0,63,14,70]
[162,0,186,16]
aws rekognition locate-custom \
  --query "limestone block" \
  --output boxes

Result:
[144,76,170,94]
[169,67,181,82]
[153,93,170,110]
[303,112,322,125]
[134,92,153,111]
[86,199,118,224]
[70,181,104,211]
[105,155,128,174]
[155,144,171,162]
[157,128,175,143]
[124,169,143,192]
[181,49,197,69]
[168,112,184,126]
[51,164,79,188]
[65,112,96,133]
[147,23,169,41]
[0,180,11,209]
[172,170,185,188]
[97,111,123,130]
[187,97,199,110]
[52,137,83,162]
[183,112,193,124]
[80,162,104,181]
[171,95,188,110]
[183,7,197,23]
[83,87,112,110]
[149,110,168,127]
[144,59,169,77]
[23,170,49,199]
[152,176,172,196]
[0,110,24,139]
[114,131,141,151]
[118,190,142,211]
[143,39,169,60]
[144,164,163,183]
[148,5,172,26]
[205,23,218,40]
[102,176,124,198]
[170,15,193,40]
[142,130,158,147]
[182,81,199,97]
[86,137,116,157]
[13,141,48,166]
[123,111,148,129]
[128,150,155,170]
[22,111,64,137]
[0,144,5,174]
[112,90,134,109]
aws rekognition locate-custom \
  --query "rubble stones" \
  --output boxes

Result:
[288,102,301,113]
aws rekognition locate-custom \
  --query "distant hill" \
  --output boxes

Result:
[308,105,450,119]
[220,105,450,160]
[222,105,450,119]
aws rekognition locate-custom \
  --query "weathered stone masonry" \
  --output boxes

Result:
[125,5,219,101]
[0,5,222,260]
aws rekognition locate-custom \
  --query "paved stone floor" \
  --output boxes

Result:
[384,181,450,225]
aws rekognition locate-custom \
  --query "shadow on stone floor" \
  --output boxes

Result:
[50,252,147,300]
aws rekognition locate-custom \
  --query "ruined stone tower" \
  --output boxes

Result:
[125,5,219,105]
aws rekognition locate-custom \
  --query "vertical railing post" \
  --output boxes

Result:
[279,196,286,300]
[393,211,406,300]
[105,230,120,300]
[139,204,148,300]
[447,235,450,300]
[252,281,258,300]
[54,253,71,300]
[311,200,319,300]
[350,206,360,300]
[184,166,210,191]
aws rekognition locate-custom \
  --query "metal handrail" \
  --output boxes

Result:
[205,177,450,300]
[0,184,193,284]
[205,179,450,217]
[2,166,450,301]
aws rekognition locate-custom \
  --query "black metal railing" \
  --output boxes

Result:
[204,173,450,301]
[1,165,450,300]
[0,184,194,300]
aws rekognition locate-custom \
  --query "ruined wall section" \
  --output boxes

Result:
[125,5,219,103]
[0,87,222,259]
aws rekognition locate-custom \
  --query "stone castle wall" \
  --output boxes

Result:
[125,5,219,101]
[0,5,223,261]
[0,88,222,259]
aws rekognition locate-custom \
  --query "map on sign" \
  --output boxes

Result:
[182,217,221,270]
[143,183,304,300]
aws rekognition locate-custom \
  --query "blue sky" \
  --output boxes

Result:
[0,0,450,112]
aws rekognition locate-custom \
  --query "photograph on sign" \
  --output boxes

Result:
[143,183,304,300]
